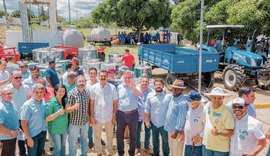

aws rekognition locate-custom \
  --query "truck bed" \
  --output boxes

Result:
[142,44,219,74]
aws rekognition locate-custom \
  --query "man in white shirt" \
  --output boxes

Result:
[229,97,266,156]
[90,70,118,156]
[184,90,205,156]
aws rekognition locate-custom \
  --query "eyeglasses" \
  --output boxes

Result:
[2,92,13,95]
[14,76,22,79]
[232,105,244,109]
[20,66,26,68]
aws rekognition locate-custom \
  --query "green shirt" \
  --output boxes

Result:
[45,97,68,134]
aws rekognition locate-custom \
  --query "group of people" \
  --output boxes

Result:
[0,52,269,156]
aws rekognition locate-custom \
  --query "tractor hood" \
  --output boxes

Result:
[228,47,263,68]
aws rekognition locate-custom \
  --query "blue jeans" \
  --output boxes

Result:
[202,145,229,156]
[185,145,202,156]
[136,121,151,148]
[116,110,139,156]
[267,145,270,156]
[68,122,89,156]
[88,126,93,141]
[151,123,169,156]
[51,133,67,156]
[27,131,47,156]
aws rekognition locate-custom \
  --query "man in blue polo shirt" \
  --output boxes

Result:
[145,78,171,156]
[0,87,20,156]
[117,70,140,156]
[21,83,47,156]
[45,60,59,88]
[164,79,188,156]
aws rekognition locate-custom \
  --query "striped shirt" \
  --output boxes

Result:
[67,87,90,125]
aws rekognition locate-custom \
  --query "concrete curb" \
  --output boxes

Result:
[254,104,270,109]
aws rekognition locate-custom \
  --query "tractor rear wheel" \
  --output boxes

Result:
[222,64,245,91]
[257,64,270,90]
[165,73,177,91]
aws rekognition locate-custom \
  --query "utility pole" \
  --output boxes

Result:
[68,0,71,24]
[3,0,9,28]
[198,0,204,93]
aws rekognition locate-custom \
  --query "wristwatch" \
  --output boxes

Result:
[113,113,117,116]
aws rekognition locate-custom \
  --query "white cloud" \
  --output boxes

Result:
[1,0,103,20]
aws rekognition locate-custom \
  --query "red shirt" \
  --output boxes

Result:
[122,54,135,68]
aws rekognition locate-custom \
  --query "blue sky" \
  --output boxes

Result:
[0,0,103,20]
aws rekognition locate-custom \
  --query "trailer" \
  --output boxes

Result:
[141,44,219,89]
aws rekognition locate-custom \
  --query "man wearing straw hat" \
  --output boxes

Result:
[202,87,235,156]
[164,79,189,156]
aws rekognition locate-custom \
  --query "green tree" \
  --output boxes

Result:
[92,0,171,41]
[0,10,5,18]
[227,0,270,36]
[11,10,21,18]
[39,6,49,21]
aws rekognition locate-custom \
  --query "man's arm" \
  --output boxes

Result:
[0,76,11,86]
[90,100,96,125]
[0,124,18,137]
[243,138,266,156]
[111,100,118,124]
[46,77,53,87]
[21,120,34,147]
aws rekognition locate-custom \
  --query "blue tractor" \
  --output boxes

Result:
[206,25,270,90]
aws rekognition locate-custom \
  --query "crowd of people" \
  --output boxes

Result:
[0,53,269,156]
[117,30,176,45]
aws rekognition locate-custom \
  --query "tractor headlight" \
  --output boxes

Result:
[250,59,257,67]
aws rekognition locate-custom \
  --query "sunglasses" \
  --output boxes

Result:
[14,76,22,79]
[232,105,244,109]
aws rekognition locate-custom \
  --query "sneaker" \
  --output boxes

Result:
[88,140,94,148]
[101,139,106,146]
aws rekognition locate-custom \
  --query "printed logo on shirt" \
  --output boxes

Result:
[238,129,249,140]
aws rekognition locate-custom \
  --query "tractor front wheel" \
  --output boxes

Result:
[165,73,177,91]
[257,64,270,90]
[222,64,245,91]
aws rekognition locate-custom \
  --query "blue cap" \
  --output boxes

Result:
[185,90,202,101]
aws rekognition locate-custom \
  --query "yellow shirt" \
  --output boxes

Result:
[203,103,235,152]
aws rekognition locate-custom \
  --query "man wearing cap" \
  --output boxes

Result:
[64,71,77,93]
[71,57,84,76]
[135,75,153,154]
[90,70,118,156]
[45,60,60,88]
[164,79,189,156]
[184,90,205,156]
[145,78,171,156]
[62,63,74,84]
[117,70,140,156]
[229,97,266,156]
[203,87,235,156]
[226,86,256,118]
[121,49,135,70]
[107,67,119,88]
